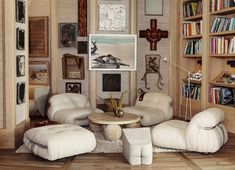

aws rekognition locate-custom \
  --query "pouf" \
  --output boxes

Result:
[23,124,96,161]
[122,127,152,165]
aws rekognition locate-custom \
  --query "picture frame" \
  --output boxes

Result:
[16,28,25,50]
[16,55,25,77]
[17,82,25,104]
[89,34,137,71]
[145,0,163,16]
[65,82,82,94]
[16,0,25,23]
[145,54,161,74]
[29,61,50,85]
[102,74,121,92]
[59,23,77,48]
[77,41,88,54]
[98,0,129,33]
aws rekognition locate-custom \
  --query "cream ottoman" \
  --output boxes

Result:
[23,124,96,161]
[122,127,152,165]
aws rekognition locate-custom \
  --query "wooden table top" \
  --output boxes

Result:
[88,112,140,125]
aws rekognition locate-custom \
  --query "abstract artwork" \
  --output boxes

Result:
[16,28,25,50]
[17,82,25,104]
[16,55,25,77]
[16,0,25,23]
[102,74,121,92]
[59,23,77,48]
[29,61,49,85]
[77,41,88,54]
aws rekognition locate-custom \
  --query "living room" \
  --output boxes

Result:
[0,0,235,169]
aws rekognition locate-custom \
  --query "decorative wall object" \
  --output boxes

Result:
[78,0,87,36]
[16,55,25,77]
[77,41,88,54]
[139,19,168,50]
[102,74,121,92]
[98,0,129,32]
[16,0,25,23]
[141,54,163,90]
[16,28,25,50]
[62,53,85,80]
[59,23,77,48]
[145,0,163,16]
[29,61,49,85]
[17,82,25,104]
[29,17,48,57]
[66,82,82,93]
[89,34,137,70]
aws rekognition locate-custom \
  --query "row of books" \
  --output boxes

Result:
[183,1,202,18]
[184,40,202,55]
[183,21,202,37]
[210,0,235,12]
[209,86,235,106]
[211,36,235,54]
[182,83,201,100]
[211,17,235,33]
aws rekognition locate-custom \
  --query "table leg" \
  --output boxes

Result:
[103,124,122,141]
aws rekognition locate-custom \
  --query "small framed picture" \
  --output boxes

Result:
[29,61,50,85]
[16,55,25,77]
[17,82,25,104]
[16,0,25,23]
[16,28,25,50]
[145,54,161,73]
[59,23,77,48]
[145,0,163,16]
[65,82,81,94]
[77,41,88,54]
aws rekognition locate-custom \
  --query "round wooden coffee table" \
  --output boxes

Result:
[88,112,140,141]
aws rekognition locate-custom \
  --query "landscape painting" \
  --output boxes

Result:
[89,34,137,70]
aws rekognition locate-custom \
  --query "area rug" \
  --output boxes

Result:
[16,132,122,154]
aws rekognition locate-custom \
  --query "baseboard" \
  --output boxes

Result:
[15,119,30,148]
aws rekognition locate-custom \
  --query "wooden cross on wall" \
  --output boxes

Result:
[139,19,168,50]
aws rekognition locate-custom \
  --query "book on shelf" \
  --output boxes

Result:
[211,36,235,54]
[184,40,202,55]
[211,17,235,33]
[183,20,202,36]
[183,1,202,18]
[182,83,201,100]
[210,0,235,12]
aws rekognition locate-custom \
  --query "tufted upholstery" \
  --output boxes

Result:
[152,107,228,153]
[123,92,173,126]
[24,124,96,160]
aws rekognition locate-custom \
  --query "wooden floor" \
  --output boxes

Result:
[0,134,235,170]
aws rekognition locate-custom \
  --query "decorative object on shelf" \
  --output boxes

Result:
[65,82,82,94]
[16,0,25,23]
[214,72,235,84]
[59,23,77,48]
[98,0,129,33]
[145,0,163,16]
[227,60,235,67]
[89,34,137,70]
[17,82,25,104]
[102,74,121,92]
[189,70,202,81]
[77,41,88,54]
[139,19,168,50]
[141,54,163,90]
[78,0,87,36]
[98,90,127,118]
[29,61,49,85]
[16,28,25,50]
[16,55,25,77]
[29,17,48,57]
[62,53,85,80]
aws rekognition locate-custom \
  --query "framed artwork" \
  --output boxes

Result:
[16,0,25,23]
[78,0,87,36]
[17,82,25,104]
[77,41,88,54]
[89,34,137,70]
[29,61,49,85]
[59,23,77,48]
[65,82,81,94]
[16,55,25,77]
[102,74,121,92]
[98,0,129,33]
[145,0,163,16]
[16,28,25,50]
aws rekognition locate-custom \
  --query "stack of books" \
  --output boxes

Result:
[209,86,234,105]
[183,21,202,36]
[211,36,235,54]
[182,83,201,100]
[184,40,202,55]
[210,0,235,12]
[211,17,235,33]
[183,1,203,18]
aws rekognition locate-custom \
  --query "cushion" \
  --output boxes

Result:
[23,124,96,160]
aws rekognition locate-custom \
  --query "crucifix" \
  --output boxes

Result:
[139,19,168,50]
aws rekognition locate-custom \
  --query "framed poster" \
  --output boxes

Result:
[59,23,77,48]
[29,61,49,85]
[145,0,163,16]
[16,55,25,77]
[16,28,25,50]
[89,34,137,71]
[16,0,25,23]
[65,82,82,94]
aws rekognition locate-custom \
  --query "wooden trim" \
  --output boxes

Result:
[14,119,30,148]
[0,129,14,149]
[78,0,87,36]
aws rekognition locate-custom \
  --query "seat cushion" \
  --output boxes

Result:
[152,120,188,150]
[23,124,96,160]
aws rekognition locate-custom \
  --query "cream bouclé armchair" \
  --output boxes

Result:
[122,91,173,126]
[152,107,228,153]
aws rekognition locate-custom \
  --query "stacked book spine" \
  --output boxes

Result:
[184,40,202,55]
[211,17,235,33]
[211,36,235,54]
[210,0,235,12]
[183,21,202,36]
[183,1,203,18]
[182,83,201,100]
